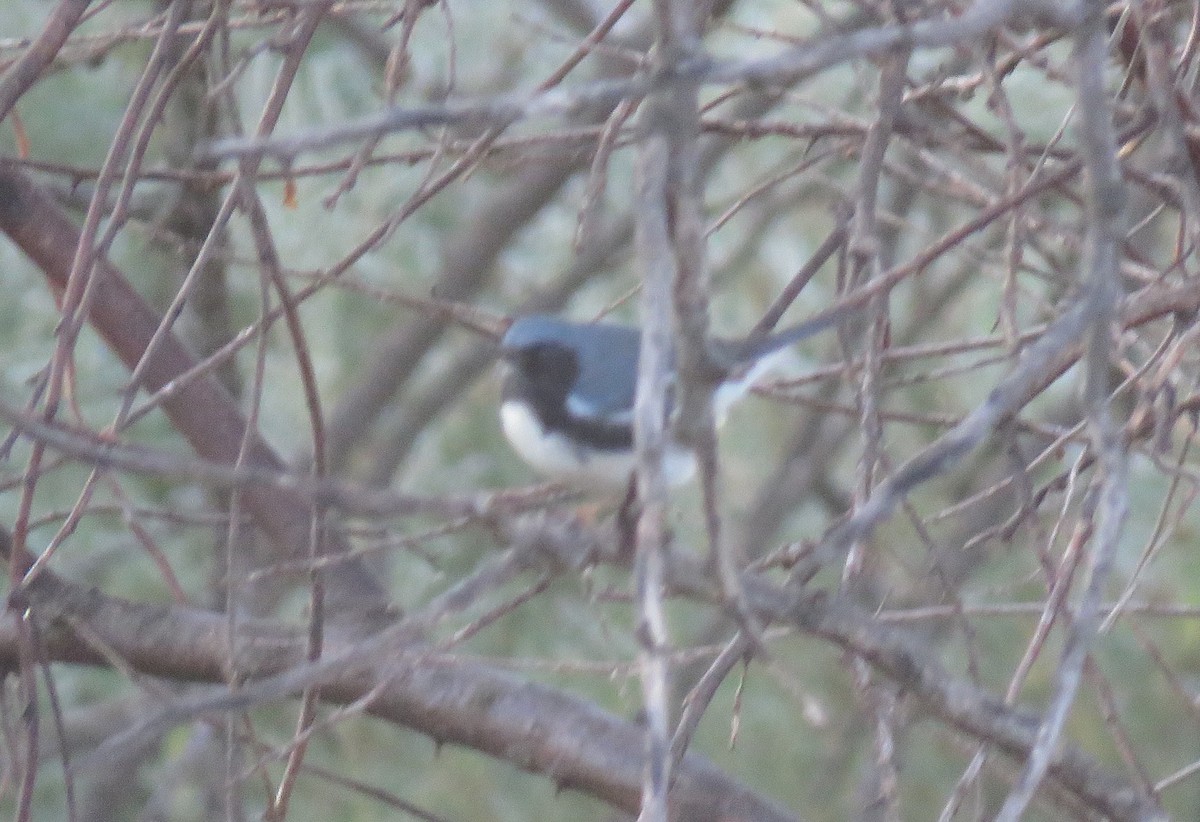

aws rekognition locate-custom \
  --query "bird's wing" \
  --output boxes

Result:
[567,323,644,422]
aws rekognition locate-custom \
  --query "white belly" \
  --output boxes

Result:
[500,401,697,488]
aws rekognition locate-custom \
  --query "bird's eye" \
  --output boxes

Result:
[517,343,577,387]
[524,344,558,370]
[522,347,545,368]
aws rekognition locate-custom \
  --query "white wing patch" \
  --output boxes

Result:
[565,393,634,426]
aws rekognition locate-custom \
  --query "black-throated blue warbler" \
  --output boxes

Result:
[498,309,849,487]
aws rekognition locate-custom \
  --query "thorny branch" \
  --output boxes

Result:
[1,1,1199,820]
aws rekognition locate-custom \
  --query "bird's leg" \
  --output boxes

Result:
[615,473,640,562]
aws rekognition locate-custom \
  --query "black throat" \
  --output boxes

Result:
[502,343,634,451]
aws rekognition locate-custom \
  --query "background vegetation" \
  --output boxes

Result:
[0,0,1197,820]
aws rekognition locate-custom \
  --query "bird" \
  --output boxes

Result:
[497,308,850,488]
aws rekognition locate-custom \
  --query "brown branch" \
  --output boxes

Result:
[0,0,93,123]
[0,160,393,627]
[9,541,798,822]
